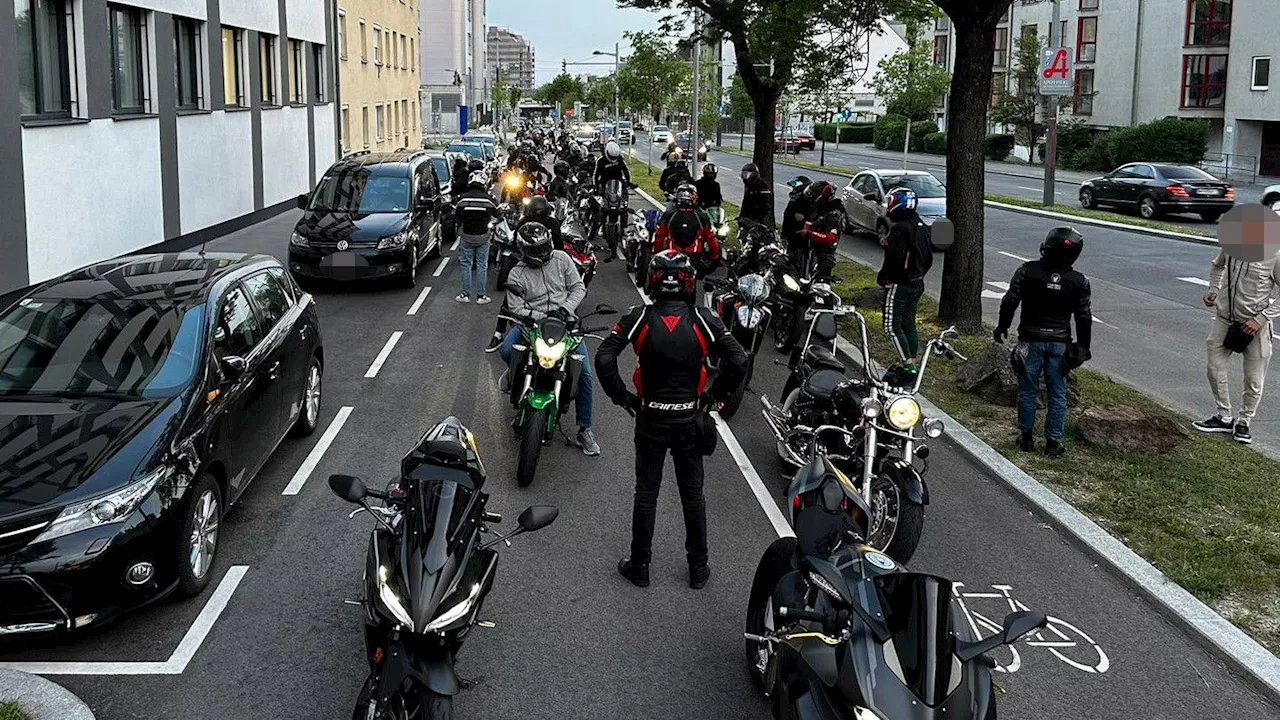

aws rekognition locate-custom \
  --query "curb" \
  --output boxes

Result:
[0,669,94,720]
[830,335,1280,705]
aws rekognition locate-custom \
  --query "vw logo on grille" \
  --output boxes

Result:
[336,240,349,251]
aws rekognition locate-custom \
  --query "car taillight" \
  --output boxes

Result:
[1226,187,1236,199]
[1166,185,1189,198]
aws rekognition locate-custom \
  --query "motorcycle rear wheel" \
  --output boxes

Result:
[772,308,795,352]
[353,675,454,720]
[744,537,797,687]
[517,407,550,487]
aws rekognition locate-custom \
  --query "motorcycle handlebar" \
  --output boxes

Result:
[779,606,829,624]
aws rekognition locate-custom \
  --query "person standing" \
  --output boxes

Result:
[693,164,723,209]
[738,163,774,225]
[993,227,1092,459]
[596,251,748,589]
[1193,245,1280,444]
[876,188,933,368]
[453,171,499,304]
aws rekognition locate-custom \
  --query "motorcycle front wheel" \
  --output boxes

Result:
[353,675,454,720]
[772,308,795,352]
[517,407,550,487]
[744,536,797,688]
[869,474,925,564]
[718,355,753,419]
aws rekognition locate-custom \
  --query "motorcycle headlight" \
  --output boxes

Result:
[853,708,886,720]
[377,231,408,250]
[922,417,945,438]
[424,582,483,632]
[376,565,415,629]
[34,466,167,543]
[289,230,309,248]
[782,274,800,293]
[504,175,522,190]
[534,336,568,369]
[886,396,921,430]
[861,398,883,419]
[736,305,764,330]
[717,224,730,238]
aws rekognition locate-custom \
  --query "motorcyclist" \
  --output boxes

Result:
[876,187,933,367]
[515,196,565,251]
[654,184,720,277]
[738,163,773,225]
[693,163,723,209]
[659,156,693,196]
[548,160,574,203]
[594,140,633,188]
[798,181,844,280]
[449,154,471,197]
[993,227,1092,459]
[596,250,748,589]
[498,222,600,456]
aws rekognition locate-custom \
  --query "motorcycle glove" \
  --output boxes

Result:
[993,327,1008,344]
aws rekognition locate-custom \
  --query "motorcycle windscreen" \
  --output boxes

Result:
[402,475,476,629]
[604,180,624,203]
[869,572,958,707]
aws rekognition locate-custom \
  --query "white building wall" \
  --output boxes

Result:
[314,109,337,175]
[220,0,280,34]
[125,0,207,19]
[22,120,164,284]
[176,111,255,235]
[286,0,327,43]
[261,107,311,206]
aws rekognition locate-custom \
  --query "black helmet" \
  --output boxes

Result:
[517,222,554,267]
[674,183,698,207]
[467,158,486,172]
[702,163,717,178]
[787,175,813,200]
[740,163,759,183]
[646,250,696,300]
[553,159,571,178]
[526,195,552,219]
[803,180,836,204]
[1040,226,1084,268]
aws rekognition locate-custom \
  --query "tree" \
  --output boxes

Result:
[871,21,952,121]
[616,31,686,122]
[671,55,722,139]
[934,0,1014,333]
[535,73,585,107]
[584,75,617,116]
[990,26,1067,159]
[727,73,753,129]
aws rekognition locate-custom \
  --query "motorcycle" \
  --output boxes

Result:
[623,208,653,272]
[630,209,661,289]
[705,272,774,419]
[743,429,1047,719]
[599,179,631,262]
[761,308,965,563]
[327,416,560,719]
[770,265,841,353]
[560,219,598,287]
[499,301,618,487]
[706,206,731,246]
[489,209,519,291]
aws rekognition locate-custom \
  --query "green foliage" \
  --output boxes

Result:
[535,73,585,107]
[1056,118,1094,165]
[871,22,952,122]
[584,75,616,114]
[872,114,908,150]
[814,122,876,143]
[1108,117,1210,167]
[922,131,948,155]
[1064,133,1114,172]
[985,134,1016,161]
[988,27,1058,149]
[909,120,939,151]
[616,30,685,120]
[0,701,31,720]
[727,74,753,122]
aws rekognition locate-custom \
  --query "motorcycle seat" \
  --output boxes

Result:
[802,368,846,401]
[803,345,846,373]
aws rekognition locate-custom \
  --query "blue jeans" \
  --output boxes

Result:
[500,326,594,429]
[1017,341,1068,441]
[457,239,489,296]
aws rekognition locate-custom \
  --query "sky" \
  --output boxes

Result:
[486,0,663,85]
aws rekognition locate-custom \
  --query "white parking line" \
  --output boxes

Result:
[283,406,354,495]
[1178,276,1211,287]
[998,250,1032,262]
[0,566,249,675]
[407,286,432,315]
[364,332,404,379]
[433,257,450,277]
[450,237,460,251]
[1017,186,1042,192]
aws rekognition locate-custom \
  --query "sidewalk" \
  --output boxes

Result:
[0,669,94,720]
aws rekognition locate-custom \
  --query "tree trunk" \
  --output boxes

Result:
[752,93,779,189]
[938,17,999,333]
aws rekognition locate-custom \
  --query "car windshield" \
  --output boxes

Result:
[308,169,412,213]
[446,144,485,160]
[881,174,946,199]
[1160,165,1216,180]
[0,299,205,399]
[653,125,668,132]
[618,121,631,129]
[430,158,450,184]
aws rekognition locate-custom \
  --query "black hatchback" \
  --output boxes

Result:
[289,150,447,288]
[0,253,323,635]
[1079,163,1235,222]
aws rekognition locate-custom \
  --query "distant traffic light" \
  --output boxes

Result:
[562,59,567,73]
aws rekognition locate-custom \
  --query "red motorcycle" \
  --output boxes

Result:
[561,220,597,287]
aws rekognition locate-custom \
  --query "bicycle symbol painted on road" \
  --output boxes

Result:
[951,583,1111,675]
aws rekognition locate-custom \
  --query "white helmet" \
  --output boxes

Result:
[604,140,622,161]
[468,170,489,187]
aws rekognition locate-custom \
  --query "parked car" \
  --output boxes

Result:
[774,133,805,153]
[650,125,672,144]
[0,252,323,635]
[1079,163,1235,221]
[1264,184,1280,213]
[289,150,446,288]
[426,152,459,245]
[842,169,948,247]
[617,120,635,144]
[796,129,817,150]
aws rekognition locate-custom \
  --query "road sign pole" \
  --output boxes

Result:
[1043,0,1063,208]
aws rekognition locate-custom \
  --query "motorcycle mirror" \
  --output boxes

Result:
[594,303,619,316]
[1000,610,1048,644]
[328,474,368,504]
[798,555,855,607]
[517,505,559,532]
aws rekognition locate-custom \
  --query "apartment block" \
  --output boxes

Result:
[419,0,485,135]
[486,26,535,93]
[337,0,421,154]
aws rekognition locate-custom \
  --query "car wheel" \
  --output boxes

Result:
[1079,187,1096,209]
[290,357,323,437]
[1264,194,1280,213]
[175,473,222,598]
[1199,211,1223,223]
[398,246,419,289]
[1138,195,1160,219]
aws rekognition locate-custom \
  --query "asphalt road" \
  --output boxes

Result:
[2,196,1277,718]
[633,135,1280,458]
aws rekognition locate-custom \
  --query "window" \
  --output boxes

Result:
[412,100,417,130]
[242,271,291,329]
[933,35,949,68]
[359,19,367,62]
[1049,19,1068,47]
[372,25,381,65]
[993,28,1009,67]
[15,0,77,117]
[1129,165,1155,180]
[998,6,1010,24]
[215,286,261,360]
[376,103,385,140]
[1077,16,1097,62]
[341,105,350,147]
[1074,68,1095,114]
[288,39,303,103]
[1252,57,1271,90]
[109,5,149,113]
[312,44,326,102]
[1079,0,1099,9]
[337,11,346,59]
[402,99,409,133]
[1182,54,1228,108]
[362,105,369,147]
[1186,0,1231,46]
[222,27,246,107]
[174,17,202,110]
[935,15,950,32]
[259,33,277,104]
[409,38,414,70]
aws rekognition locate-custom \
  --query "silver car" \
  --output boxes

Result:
[1264,184,1280,213]
[841,170,947,244]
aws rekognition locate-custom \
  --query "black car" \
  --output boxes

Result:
[0,253,324,635]
[1079,162,1235,222]
[426,152,459,245]
[289,150,447,288]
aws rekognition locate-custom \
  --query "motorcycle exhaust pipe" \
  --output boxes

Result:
[759,397,806,467]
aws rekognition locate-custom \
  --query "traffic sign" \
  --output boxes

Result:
[1038,47,1074,95]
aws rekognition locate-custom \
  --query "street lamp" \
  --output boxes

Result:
[592,45,621,122]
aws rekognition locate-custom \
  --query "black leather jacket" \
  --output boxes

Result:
[997,260,1093,350]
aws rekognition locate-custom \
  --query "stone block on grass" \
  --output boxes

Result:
[1077,405,1190,454]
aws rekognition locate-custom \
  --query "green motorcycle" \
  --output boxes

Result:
[501,304,617,487]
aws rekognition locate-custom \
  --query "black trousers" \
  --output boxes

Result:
[630,418,708,566]
[813,245,837,280]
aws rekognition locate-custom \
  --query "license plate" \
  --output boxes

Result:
[1195,188,1220,196]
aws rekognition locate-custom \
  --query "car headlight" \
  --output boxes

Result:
[782,274,800,292]
[922,417,944,438]
[376,564,415,629]
[378,231,408,250]
[34,466,167,543]
[424,582,483,632]
[290,231,309,248]
[736,305,764,330]
[534,336,568,368]
[853,708,886,720]
[886,396,921,430]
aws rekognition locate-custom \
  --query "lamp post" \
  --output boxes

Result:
[592,45,621,122]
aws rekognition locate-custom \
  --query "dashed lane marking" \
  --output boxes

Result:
[282,406,354,496]
[407,287,432,316]
[364,332,404,379]
[433,257,450,277]
[450,237,460,251]
[1178,276,1211,287]
[998,251,1032,262]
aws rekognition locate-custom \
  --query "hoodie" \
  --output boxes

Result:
[876,208,933,286]
[1208,249,1280,326]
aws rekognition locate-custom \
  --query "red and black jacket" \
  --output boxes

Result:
[654,207,721,262]
[595,300,748,419]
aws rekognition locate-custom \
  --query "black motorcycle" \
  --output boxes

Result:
[771,268,841,353]
[744,426,1047,719]
[599,178,631,262]
[328,416,559,720]
[706,272,774,419]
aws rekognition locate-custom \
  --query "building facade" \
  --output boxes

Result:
[931,0,1278,176]
[419,0,485,135]
[485,26,534,93]
[1,0,338,295]
[337,0,421,154]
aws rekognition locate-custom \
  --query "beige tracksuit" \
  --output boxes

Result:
[1206,249,1280,422]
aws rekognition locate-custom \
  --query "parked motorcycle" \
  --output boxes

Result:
[705,272,774,419]
[599,179,631,262]
[743,429,1046,719]
[328,416,560,719]
[560,219,598,287]
[770,266,841,353]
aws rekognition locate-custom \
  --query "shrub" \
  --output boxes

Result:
[1065,133,1115,172]
[1056,119,1094,164]
[843,123,875,143]
[1107,117,1210,167]
[814,123,838,142]
[873,115,909,151]
[909,120,939,152]
[922,132,948,155]
[985,134,1016,161]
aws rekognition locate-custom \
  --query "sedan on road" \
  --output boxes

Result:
[796,130,817,150]
[0,253,323,635]
[1079,163,1235,222]
[650,125,672,144]
[842,169,948,246]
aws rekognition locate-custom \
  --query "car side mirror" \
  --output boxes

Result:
[863,192,880,202]
[517,505,559,532]
[296,193,309,210]
[328,474,369,504]
[220,355,247,382]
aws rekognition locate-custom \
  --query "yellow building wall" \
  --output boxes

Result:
[337,0,421,154]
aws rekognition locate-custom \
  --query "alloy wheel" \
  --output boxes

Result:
[868,477,901,551]
[304,364,321,428]
[1139,197,1156,219]
[1080,189,1094,208]
[1271,199,1280,213]
[188,489,220,580]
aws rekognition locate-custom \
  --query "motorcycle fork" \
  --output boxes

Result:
[861,423,879,500]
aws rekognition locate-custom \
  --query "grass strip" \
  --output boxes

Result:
[0,701,32,720]
[830,259,1280,652]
